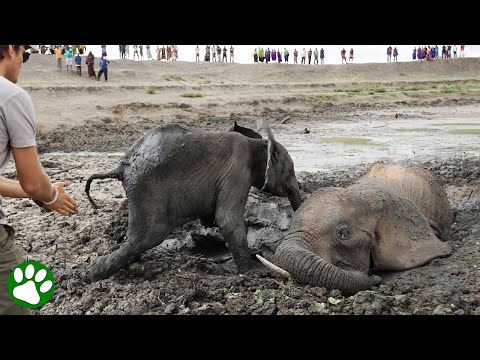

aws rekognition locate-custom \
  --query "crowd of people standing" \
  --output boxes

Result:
[40,45,110,81]
[411,45,465,61]
[35,44,472,81]
[202,46,235,63]
[118,45,179,61]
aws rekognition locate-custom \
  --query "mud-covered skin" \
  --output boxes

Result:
[359,162,454,231]
[86,122,301,281]
[3,153,476,315]
[273,164,453,294]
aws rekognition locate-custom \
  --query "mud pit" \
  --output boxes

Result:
[4,55,479,314]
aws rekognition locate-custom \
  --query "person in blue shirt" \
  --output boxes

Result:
[74,52,82,76]
[97,57,110,81]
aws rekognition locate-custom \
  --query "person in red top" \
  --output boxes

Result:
[349,48,354,63]
[308,48,312,64]
[341,48,347,64]
[460,45,465,58]
[293,49,298,64]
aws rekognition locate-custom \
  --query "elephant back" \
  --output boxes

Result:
[355,162,453,230]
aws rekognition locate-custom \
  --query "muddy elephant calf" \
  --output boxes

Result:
[259,162,453,294]
[85,120,302,281]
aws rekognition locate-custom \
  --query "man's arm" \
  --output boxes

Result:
[0,176,30,198]
[11,146,55,201]
[11,146,77,214]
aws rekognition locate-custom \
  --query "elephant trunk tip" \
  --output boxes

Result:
[256,254,292,279]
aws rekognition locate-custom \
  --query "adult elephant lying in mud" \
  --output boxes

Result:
[85,120,302,281]
[258,162,454,295]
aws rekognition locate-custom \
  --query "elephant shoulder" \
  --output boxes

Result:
[222,131,252,147]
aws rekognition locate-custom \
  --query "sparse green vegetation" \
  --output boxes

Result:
[164,75,185,82]
[316,94,333,101]
[394,128,431,132]
[146,87,156,94]
[448,129,480,135]
[431,123,480,126]
[320,137,382,146]
[399,85,423,91]
[442,85,462,93]
[373,87,387,93]
[180,93,204,98]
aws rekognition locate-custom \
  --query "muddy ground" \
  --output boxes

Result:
[3,55,479,315]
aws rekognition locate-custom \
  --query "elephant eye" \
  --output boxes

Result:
[336,225,351,240]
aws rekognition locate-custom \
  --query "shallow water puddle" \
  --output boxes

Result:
[280,116,480,172]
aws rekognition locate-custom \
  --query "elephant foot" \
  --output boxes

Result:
[90,255,120,281]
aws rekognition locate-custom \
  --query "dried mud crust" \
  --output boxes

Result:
[6,156,475,315]
[35,98,479,154]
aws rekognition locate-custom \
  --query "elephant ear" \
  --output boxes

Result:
[256,119,278,191]
[227,121,262,139]
[372,191,452,271]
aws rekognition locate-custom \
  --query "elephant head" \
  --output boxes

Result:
[257,165,453,294]
[228,120,302,211]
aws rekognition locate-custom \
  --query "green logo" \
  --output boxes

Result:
[8,261,55,309]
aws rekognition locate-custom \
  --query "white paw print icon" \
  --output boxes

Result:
[12,263,53,305]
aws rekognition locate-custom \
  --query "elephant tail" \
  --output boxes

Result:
[85,166,124,209]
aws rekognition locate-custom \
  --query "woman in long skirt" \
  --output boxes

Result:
[85,52,96,79]
[146,45,153,60]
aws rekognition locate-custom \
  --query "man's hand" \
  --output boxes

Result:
[42,181,77,215]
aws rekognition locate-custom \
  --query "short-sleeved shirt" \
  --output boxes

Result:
[54,48,63,59]
[65,49,73,59]
[0,77,36,224]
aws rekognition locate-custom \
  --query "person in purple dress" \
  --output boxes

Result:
[85,51,96,79]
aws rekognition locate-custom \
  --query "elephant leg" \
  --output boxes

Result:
[214,184,254,274]
[91,199,171,281]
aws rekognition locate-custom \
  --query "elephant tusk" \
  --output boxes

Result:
[256,254,292,279]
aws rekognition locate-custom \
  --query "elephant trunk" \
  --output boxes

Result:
[274,237,373,294]
[286,181,302,211]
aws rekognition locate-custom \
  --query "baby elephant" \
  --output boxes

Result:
[258,162,453,294]
[85,120,302,281]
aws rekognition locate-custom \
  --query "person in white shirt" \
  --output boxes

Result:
[195,45,200,62]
